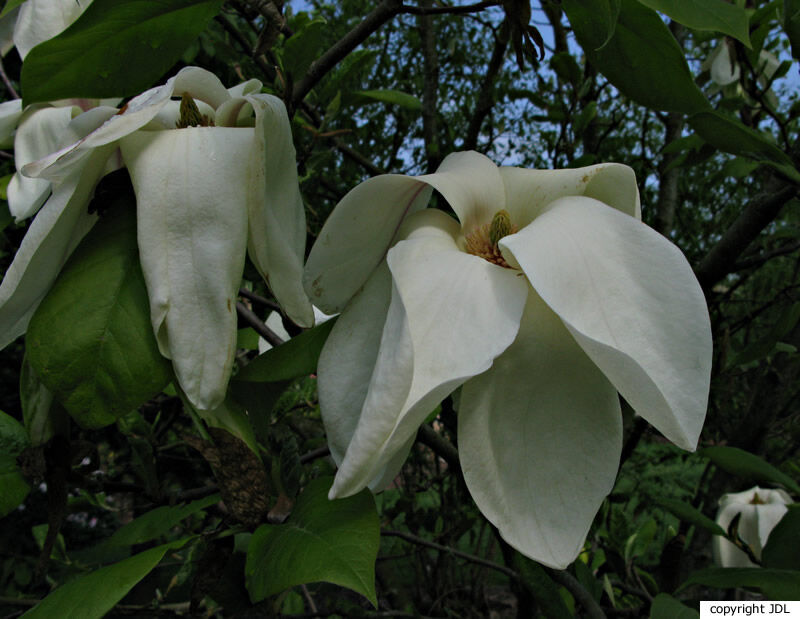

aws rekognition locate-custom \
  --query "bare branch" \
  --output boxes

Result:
[399,1,502,16]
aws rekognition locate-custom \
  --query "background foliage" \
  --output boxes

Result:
[1,0,799,617]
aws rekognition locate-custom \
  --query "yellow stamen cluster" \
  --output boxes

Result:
[749,492,765,505]
[464,209,517,268]
[175,93,215,128]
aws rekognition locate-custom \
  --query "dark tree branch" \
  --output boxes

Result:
[695,178,798,292]
[416,423,460,472]
[654,112,684,237]
[419,0,441,171]
[399,1,502,16]
[291,0,404,105]
[0,56,18,100]
[464,29,508,151]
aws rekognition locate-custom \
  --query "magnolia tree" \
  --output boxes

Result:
[0,0,798,617]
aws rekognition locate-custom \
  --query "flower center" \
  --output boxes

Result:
[176,93,215,128]
[749,492,765,505]
[464,209,517,268]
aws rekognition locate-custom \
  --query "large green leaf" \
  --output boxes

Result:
[22,538,192,618]
[655,497,727,537]
[762,506,800,570]
[688,111,800,183]
[245,476,379,606]
[21,0,224,104]
[650,593,699,619]
[681,568,800,600]
[0,0,25,19]
[699,446,800,494]
[563,0,709,114]
[637,0,751,47]
[0,411,31,517]
[26,196,172,429]
[76,494,220,564]
[234,318,336,383]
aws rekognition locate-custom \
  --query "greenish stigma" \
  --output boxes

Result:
[176,93,214,128]
[489,209,513,248]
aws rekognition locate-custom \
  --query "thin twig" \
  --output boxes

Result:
[382,529,517,579]
[299,445,331,464]
[236,301,285,347]
[0,56,18,100]
[238,287,282,312]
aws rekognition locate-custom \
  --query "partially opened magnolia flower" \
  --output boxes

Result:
[713,486,792,568]
[0,66,312,410]
[304,151,712,568]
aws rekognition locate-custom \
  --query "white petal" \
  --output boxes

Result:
[0,99,23,148]
[228,78,263,98]
[0,8,18,58]
[499,162,641,227]
[245,94,313,327]
[13,0,92,60]
[303,175,432,313]
[420,151,506,232]
[330,217,528,497]
[8,105,76,220]
[500,197,711,450]
[318,262,393,466]
[710,43,740,86]
[460,292,622,569]
[120,128,251,411]
[20,66,221,179]
[0,147,112,348]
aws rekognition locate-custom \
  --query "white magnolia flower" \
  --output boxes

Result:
[0,0,92,59]
[713,486,792,568]
[0,66,312,411]
[304,151,712,568]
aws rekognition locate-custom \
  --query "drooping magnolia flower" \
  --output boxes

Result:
[713,486,792,568]
[0,66,313,411]
[304,151,712,568]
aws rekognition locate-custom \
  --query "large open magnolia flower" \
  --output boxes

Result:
[304,151,712,568]
[0,66,312,410]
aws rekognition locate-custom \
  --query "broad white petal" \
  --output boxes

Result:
[228,78,263,98]
[13,0,92,60]
[8,105,76,220]
[0,99,23,148]
[501,197,711,450]
[120,128,251,411]
[318,262,393,466]
[172,66,231,110]
[499,163,640,227]
[245,94,313,327]
[460,293,622,569]
[304,175,432,313]
[420,151,506,232]
[0,147,112,347]
[0,8,17,57]
[330,221,528,497]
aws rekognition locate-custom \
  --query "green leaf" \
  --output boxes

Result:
[655,497,727,537]
[194,396,260,458]
[26,195,172,429]
[19,353,69,447]
[650,593,699,619]
[355,89,422,111]
[688,111,800,183]
[0,0,26,19]
[76,495,220,564]
[636,0,750,47]
[550,52,583,87]
[22,538,192,618]
[0,411,31,518]
[699,446,800,494]
[245,476,379,606]
[762,506,800,569]
[785,0,800,61]
[282,16,326,80]
[21,0,225,105]
[681,567,800,600]
[562,0,709,114]
[235,318,336,383]
[513,553,573,618]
